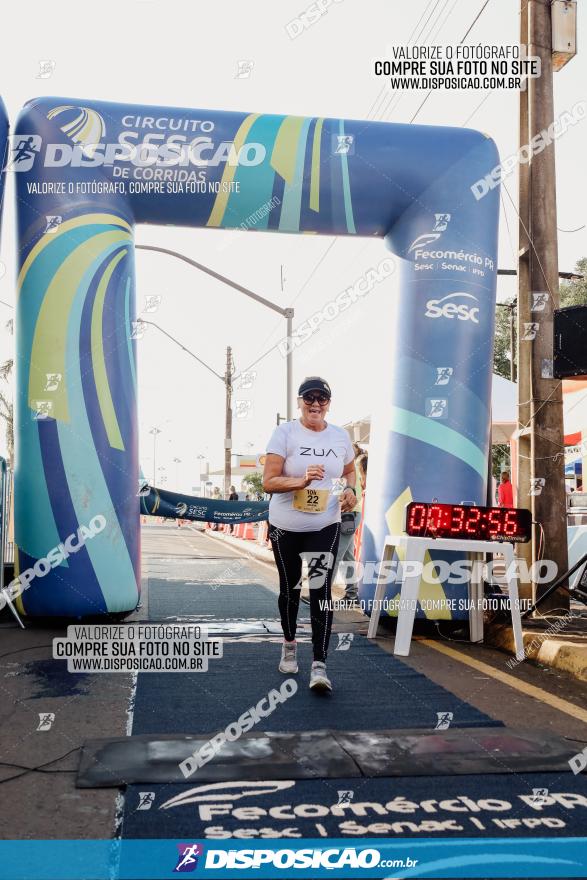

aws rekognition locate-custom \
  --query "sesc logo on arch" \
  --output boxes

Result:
[425,292,480,324]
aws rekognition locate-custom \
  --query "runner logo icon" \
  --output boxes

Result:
[5,134,42,172]
[407,212,452,253]
[433,213,451,232]
[174,843,203,872]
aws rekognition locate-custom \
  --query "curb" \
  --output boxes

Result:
[486,621,587,681]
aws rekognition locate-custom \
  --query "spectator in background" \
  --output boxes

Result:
[228,485,239,533]
[332,444,368,603]
[358,452,367,493]
[497,470,513,508]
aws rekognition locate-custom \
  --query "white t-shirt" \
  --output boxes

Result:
[266,419,355,532]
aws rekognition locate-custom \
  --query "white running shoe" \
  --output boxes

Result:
[279,641,298,674]
[309,661,332,692]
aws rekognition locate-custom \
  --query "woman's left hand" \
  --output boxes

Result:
[340,488,356,513]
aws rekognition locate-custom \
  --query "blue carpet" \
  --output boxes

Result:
[122,563,587,843]
[130,637,495,736]
[122,774,587,839]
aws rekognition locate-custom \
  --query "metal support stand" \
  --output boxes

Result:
[1,589,25,629]
[367,535,524,661]
[0,459,24,628]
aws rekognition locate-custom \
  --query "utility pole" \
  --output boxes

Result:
[224,346,233,499]
[136,246,295,422]
[285,308,294,420]
[518,0,569,611]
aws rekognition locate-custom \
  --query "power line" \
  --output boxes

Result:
[278,0,451,349]
[409,0,494,123]
[419,0,453,44]
[501,179,557,302]
[242,0,497,376]
[500,189,518,268]
[366,0,439,119]
[238,238,372,378]
[288,238,339,309]
[137,318,224,382]
[461,0,492,43]
[413,0,446,44]
[461,90,492,127]
[379,0,454,120]
[431,0,463,42]
[271,0,462,350]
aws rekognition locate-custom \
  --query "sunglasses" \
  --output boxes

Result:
[302,394,330,405]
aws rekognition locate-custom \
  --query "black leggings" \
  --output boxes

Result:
[269,521,340,663]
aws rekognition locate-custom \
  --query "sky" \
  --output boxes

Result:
[0,0,585,493]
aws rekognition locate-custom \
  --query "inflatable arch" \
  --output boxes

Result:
[8,97,499,617]
[0,98,7,235]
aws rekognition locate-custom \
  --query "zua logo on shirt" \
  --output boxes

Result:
[299,447,338,456]
[425,292,480,323]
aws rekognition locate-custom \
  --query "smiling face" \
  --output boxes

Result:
[298,391,331,428]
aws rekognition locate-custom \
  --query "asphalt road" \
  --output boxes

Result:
[0,520,586,841]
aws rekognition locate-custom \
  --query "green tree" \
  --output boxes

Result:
[492,258,587,381]
[493,297,516,380]
[559,257,587,307]
[490,259,586,481]
[492,443,510,483]
[242,472,264,499]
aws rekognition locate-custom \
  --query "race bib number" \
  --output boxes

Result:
[292,488,329,513]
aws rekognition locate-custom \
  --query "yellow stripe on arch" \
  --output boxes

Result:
[18,213,132,293]
[91,249,128,450]
[13,553,25,616]
[310,118,324,212]
[28,230,131,422]
[270,116,306,184]
[206,114,259,228]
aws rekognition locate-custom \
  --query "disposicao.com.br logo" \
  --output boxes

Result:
[199,845,418,871]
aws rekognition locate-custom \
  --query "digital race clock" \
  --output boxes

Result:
[405,502,532,543]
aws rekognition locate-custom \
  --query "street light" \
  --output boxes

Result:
[149,427,161,485]
[136,244,295,419]
[137,318,234,499]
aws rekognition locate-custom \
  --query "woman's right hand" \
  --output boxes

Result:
[302,464,325,487]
